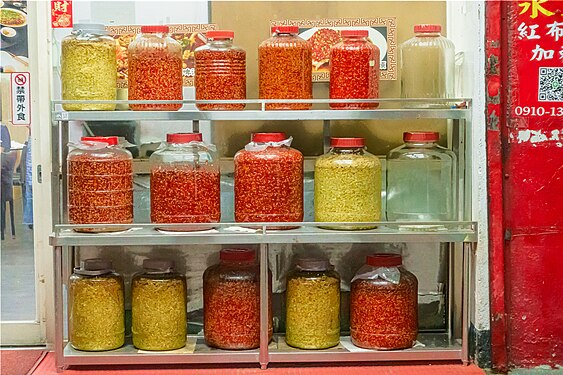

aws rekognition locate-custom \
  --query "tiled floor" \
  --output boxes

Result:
[31,352,486,374]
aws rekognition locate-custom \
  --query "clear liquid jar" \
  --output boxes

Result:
[67,136,133,232]
[386,132,457,221]
[61,23,117,111]
[350,254,418,350]
[286,258,340,349]
[203,249,272,350]
[128,25,183,111]
[400,24,455,108]
[195,30,246,110]
[234,133,304,228]
[259,25,312,110]
[69,259,125,351]
[315,138,381,230]
[132,259,187,351]
[329,30,380,109]
[150,132,220,231]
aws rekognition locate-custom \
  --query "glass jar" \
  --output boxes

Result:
[329,30,380,109]
[128,25,183,111]
[195,30,246,111]
[400,24,455,108]
[386,132,457,221]
[350,254,418,350]
[286,258,340,349]
[203,249,272,350]
[234,133,304,228]
[315,138,381,230]
[150,132,220,231]
[259,25,312,110]
[132,259,187,351]
[67,136,133,232]
[69,259,125,351]
[61,23,117,111]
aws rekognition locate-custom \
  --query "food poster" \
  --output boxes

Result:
[106,24,216,88]
[0,0,29,72]
[271,18,397,81]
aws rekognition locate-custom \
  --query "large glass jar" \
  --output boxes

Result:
[132,259,187,351]
[400,24,455,108]
[69,259,125,351]
[61,23,117,111]
[315,138,381,230]
[150,132,220,231]
[128,25,183,111]
[329,30,380,109]
[234,133,304,228]
[350,254,418,350]
[195,30,246,111]
[386,132,457,221]
[67,136,133,232]
[286,258,340,349]
[259,25,312,110]
[203,249,272,350]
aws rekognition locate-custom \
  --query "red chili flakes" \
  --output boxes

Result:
[329,34,380,109]
[350,274,418,350]
[234,147,303,227]
[195,48,246,111]
[150,167,220,230]
[128,49,183,111]
[68,156,133,231]
[258,34,313,110]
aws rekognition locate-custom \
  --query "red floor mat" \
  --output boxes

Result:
[31,352,485,375]
[1,349,46,375]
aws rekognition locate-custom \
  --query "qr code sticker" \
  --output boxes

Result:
[538,67,563,102]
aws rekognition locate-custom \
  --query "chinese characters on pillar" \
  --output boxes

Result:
[51,0,73,28]
[11,73,31,126]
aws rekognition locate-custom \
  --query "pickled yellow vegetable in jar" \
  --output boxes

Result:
[132,259,187,351]
[61,23,117,111]
[286,258,340,349]
[315,137,381,230]
[69,259,125,351]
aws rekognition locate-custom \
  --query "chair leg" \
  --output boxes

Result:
[9,199,15,238]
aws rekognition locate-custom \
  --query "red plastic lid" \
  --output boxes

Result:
[403,131,439,143]
[141,25,169,34]
[81,136,118,146]
[330,137,365,148]
[206,30,234,39]
[220,248,256,262]
[252,132,287,143]
[271,25,299,34]
[341,29,368,38]
[367,253,402,267]
[414,24,442,33]
[167,133,203,144]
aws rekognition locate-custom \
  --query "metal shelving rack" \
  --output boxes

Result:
[50,99,476,371]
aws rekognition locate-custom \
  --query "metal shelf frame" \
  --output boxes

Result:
[50,99,476,371]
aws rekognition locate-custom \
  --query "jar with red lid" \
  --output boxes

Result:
[203,249,272,350]
[234,132,304,228]
[195,30,246,111]
[259,25,312,110]
[128,25,183,111]
[315,137,381,230]
[67,136,133,232]
[150,132,220,231]
[350,253,418,350]
[329,30,380,109]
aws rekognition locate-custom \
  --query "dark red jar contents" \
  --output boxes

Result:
[329,30,380,109]
[234,133,304,227]
[195,30,246,111]
[350,254,418,350]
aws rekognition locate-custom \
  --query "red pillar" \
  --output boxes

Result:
[487,0,563,370]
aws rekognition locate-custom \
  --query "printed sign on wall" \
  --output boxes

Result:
[270,18,397,81]
[11,72,31,126]
[51,0,73,28]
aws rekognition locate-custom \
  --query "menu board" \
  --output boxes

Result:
[0,0,29,73]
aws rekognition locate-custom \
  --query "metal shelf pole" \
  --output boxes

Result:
[259,243,270,369]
